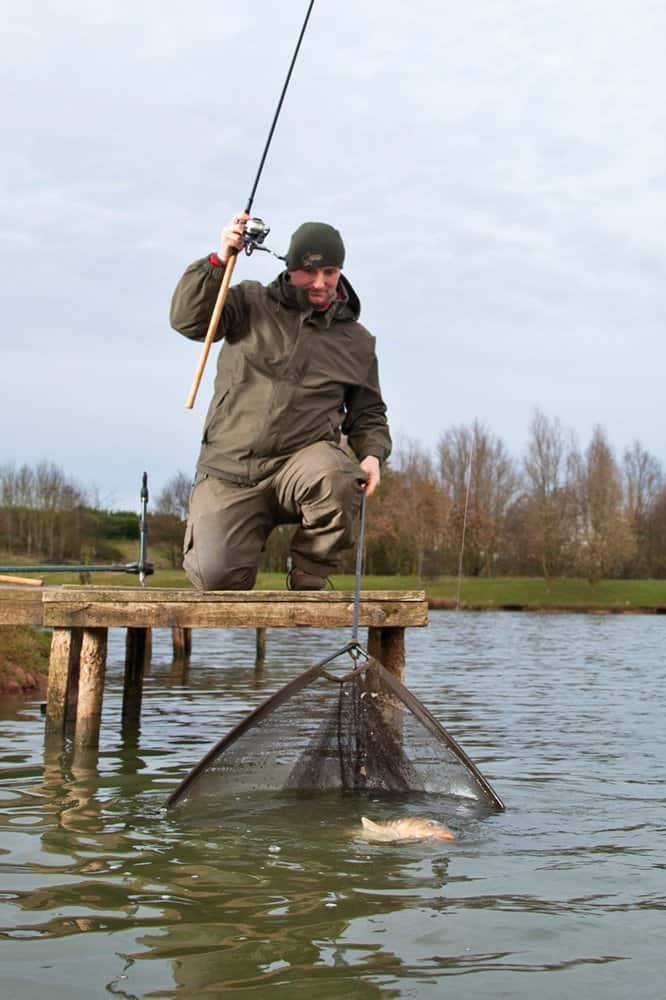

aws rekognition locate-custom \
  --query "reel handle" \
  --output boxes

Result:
[185,253,237,409]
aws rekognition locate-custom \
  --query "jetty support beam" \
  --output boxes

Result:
[123,627,151,730]
[75,628,108,747]
[368,626,405,680]
[46,627,83,736]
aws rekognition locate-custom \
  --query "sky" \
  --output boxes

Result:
[2,0,665,512]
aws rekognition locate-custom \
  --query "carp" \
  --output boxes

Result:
[359,816,456,843]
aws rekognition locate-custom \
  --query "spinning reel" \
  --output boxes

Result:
[242,217,286,261]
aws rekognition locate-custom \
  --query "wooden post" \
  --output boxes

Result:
[123,627,151,729]
[75,627,108,747]
[255,627,266,670]
[172,626,192,661]
[144,628,153,674]
[46,627,83,736]
[125,626,151,673]
[367,626,406,744]
[367,626,405,680]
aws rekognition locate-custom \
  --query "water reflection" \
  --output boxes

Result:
[1,613,665,997]
[17,741,467,996]
[137,795,460,998]
[42,743,105,834]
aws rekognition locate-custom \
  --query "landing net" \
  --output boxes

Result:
[166,649,504,811]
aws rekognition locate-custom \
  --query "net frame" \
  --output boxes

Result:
[165,642,504,811]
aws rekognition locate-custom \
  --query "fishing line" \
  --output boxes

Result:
[245,0,316,217]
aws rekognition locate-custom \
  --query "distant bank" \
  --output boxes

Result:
[427,597,666,614]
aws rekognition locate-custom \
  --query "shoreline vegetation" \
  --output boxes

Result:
[2,566,666,609]
[2,573,664,696]
[0,626,50,697]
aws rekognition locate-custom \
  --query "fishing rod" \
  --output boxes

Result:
[0,472,154,585]
[185,0,317,409]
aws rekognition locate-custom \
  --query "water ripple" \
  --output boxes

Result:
[1,612,665,997]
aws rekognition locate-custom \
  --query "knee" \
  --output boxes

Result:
[183,524,258,591]
[307,465,364,507]
[184,558,258,591]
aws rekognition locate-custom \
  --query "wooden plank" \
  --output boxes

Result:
[0,587,44,626]
[42,598,427,629]
[0,574,42,586]
[43,587,426,604]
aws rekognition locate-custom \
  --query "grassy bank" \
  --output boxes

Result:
[6,565,664,611]
[0,626,50,695]
[265,573,666,611]
[7,536,663,610]
[3,539,665,609]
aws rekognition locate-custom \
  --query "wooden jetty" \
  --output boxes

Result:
[0,586,428,746]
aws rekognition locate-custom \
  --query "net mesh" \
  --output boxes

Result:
[167,655,503,811]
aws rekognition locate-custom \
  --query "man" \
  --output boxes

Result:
[170,213,392,591]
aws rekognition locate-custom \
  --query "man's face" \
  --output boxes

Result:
[287,266,341,309]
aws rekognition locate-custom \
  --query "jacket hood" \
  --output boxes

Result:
[267,271,361,322]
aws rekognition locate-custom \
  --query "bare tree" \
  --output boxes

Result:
[365,441,450,577]
[152,472,192,569]
[437,421,519,576]
[0,463,19,553]
[623,441,663,575]
[572,426,635,583]
[644,486,666,578]
[0,461,87,559]
[523,409,576,589]
[13,464,36,556]
[155,472,192,520]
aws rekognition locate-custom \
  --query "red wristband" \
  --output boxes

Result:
[209,252,224,268]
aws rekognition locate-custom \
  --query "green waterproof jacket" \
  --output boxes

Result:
[170,258,392,485]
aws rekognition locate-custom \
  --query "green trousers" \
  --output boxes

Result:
[183,441,367,590]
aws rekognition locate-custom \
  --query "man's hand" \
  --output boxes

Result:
[218,213,249,263]
[360,456,381,497]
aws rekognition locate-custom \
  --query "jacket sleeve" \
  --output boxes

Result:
[342,354,392,463]
[169,257,246,342]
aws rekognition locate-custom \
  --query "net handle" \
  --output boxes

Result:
[351,489,367,644]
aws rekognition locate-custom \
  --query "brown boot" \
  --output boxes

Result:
[287,568,328,591]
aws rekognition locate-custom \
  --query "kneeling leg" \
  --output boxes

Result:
[183,477,274,591]
[274,442,366,578]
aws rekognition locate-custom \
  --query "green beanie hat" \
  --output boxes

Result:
[286,222,345,270]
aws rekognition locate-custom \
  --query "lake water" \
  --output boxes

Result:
[1,612,665,999]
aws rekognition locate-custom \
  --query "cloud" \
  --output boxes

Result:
[1,0,665,506]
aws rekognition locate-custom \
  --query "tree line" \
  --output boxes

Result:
[3,411,666,583]
[0,461,139,564]
[367,414,666,585]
